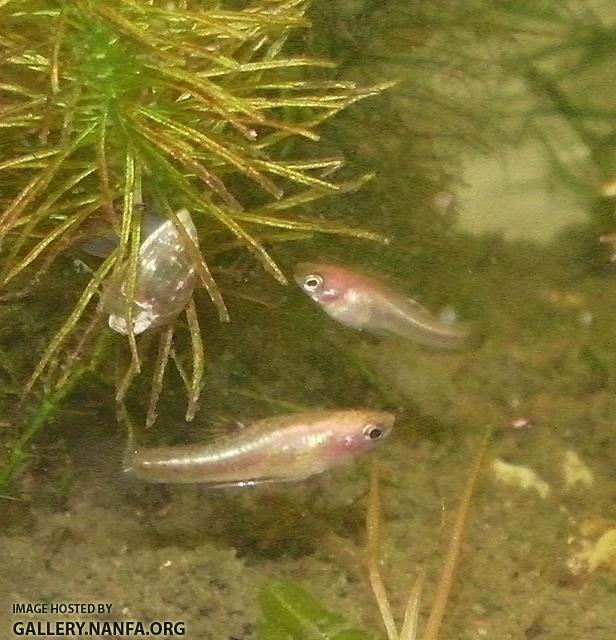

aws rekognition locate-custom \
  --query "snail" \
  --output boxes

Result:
[86,208,199,335]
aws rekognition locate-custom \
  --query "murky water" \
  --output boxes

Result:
[1,2,615,640]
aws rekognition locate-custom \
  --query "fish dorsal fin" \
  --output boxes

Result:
[204,415,246,441]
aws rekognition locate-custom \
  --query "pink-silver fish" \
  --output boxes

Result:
[294,262,468,349]
[124,409,395,486]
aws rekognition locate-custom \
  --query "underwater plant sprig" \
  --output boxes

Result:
[0,0,391,441]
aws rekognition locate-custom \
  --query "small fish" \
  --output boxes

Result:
[124,409,395,486]
[294,262,468,349]
[97,209,198,335]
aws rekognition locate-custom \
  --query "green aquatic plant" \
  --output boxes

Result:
[437,1,616,241]
[498,2,616,200]
[0,332,111,493]
[258,580,372,640]
[311,0,616,226]
[0,0,390,479]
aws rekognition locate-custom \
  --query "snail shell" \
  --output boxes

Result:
[102,208,198,335]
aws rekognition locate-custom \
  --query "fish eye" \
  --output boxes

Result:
[363,423,385,440]
[303,274,323,291]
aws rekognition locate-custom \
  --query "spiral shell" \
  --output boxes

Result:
[102,208,198,335]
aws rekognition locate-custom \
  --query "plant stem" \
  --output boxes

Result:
[367,460,399,640]
[422,423,494,640]
[0,332,110,494]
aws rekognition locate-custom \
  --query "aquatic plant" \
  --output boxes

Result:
[311,0,616,226]
[494,2,616,208]
[0,0,390,483]
[259,580,372,640]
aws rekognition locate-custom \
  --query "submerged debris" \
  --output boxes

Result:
[562,450,594,489]
[101,209,198,336]
[568,518,616,576]
[492,458,551,499]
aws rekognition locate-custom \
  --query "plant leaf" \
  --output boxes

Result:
[258,580,373,640]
